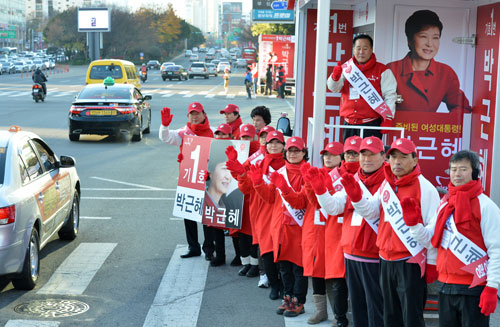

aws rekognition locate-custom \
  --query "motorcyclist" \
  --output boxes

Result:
[141,63,148,74]
[32,68,47,96]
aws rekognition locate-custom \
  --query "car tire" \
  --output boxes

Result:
[131,119,143,142]
[204,75,209,79]
[189,75,193,79]
[35,98,39,103]
[69,133,79,141]
[58,191,80,241]
[215,74,218,77]
[162,77,166,81]
[168,78,172,81]
[12,228,40,290]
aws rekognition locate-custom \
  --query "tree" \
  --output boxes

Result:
[251,23,295,36]
[152,4,181,44]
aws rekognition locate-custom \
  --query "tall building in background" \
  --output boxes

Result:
[26,0,49,20]
[0,0,27,48]
[220,1,242,43]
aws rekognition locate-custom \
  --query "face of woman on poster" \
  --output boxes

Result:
[410,26,441,61]
[210,162,232,195]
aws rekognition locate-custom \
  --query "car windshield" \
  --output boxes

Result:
[14,61,23,65]
[0,147,5,184]
[77,87,131,100]
[191,63,204,68]
[89,65,123,79]
[167,66,180,71]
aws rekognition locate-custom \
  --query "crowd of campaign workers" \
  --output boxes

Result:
[158,100,500,327]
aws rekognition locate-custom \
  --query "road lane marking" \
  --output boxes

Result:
[238,91,246,95]
[82,197,174,200]
[205,94,215,98]
[5,321,60,327]
[81,216,112,220]
[142,244,209,327]
[226,94,235,98]
[53,92,72,97]
[198,91,209,95]
[162,93,175,97]
[183,94,194,98]
[6,91,24,97]
[178,90,190,95]
[37,243,117,295]
[217,91,226,95]
[90,176,165,190]
[159,90,171,95]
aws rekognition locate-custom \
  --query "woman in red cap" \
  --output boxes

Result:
[248,135,309,318]
[225,129,284,299]
[220,104,242,139]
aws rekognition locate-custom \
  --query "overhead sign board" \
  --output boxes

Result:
[252,9,294,22]
[78,8,111,32]
[0,29,16,39]
[272,1,287,10]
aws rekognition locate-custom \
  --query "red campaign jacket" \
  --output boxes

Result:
[229,117,243,139]
[387,54,471,113]
[254,173,303,267]
[328,54,394,123]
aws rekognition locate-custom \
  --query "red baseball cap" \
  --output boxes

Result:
[360,136,385,153]
[188,102,204,113]
[388,138,417,155]
[220,104,239,114]
[266,131,284,143]
[344,136,362,153]
[215,123,232,135]
[240,124,256,138]
[320,142,343,155]
[286,136,306,150]
[258,125,275,137]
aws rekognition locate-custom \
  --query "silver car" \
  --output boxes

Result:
[206,63,218,76]
[188,62,209,79]
[0,127,80,290]
[13,60,28,73]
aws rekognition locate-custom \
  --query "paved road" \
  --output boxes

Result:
[0,55,499,326]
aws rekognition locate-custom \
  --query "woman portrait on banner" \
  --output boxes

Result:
[387,9,471,113]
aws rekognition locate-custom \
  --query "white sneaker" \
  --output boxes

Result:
[258,274,270,288]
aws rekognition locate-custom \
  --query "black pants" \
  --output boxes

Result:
[343,118,382,141]
[265,82,272,95]
[380,259,427,327]
[262,251,281,288]
[278,84,285,98]
[232,235,240,258]
[280,260,308,304]
[246,85,252,99]
[239,233,258,258]
[202,226,225,258]
[40,82,47,96]
[184,219,201,253]
[438,292,489,327]
[345,258,384,327]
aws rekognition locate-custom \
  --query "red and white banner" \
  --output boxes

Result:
[470,3,500,195]
[301,9,353,143]
[258,34,295,83]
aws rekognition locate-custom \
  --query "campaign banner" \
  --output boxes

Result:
[386,111,463,191]
[302,9,354,143]
[470,3,500,195]
[173,136,213,222]
[201,139,249,229]
[258,34,295,85]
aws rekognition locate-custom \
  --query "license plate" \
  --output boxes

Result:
[33,89,39,93]
[89,110,117,116]
[167,72,172,75]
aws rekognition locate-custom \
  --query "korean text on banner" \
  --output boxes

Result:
[173,136,212,222]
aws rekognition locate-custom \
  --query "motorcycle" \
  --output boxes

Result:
[32,83,45,103]
[141,70,147,83]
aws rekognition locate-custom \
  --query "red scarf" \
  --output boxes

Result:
[384,163,420,189]
[187,117,214,138]
[249,141,261,156]
[229,117,243,135]
[261,152,285,175]
[284,160,306,192]
[431,179,483,248]
[351,164,386,250]
[340,161,360,175]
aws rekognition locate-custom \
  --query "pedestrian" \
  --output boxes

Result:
[277,65,286,99]
[220,104,242,139]
[341,137,440,327]
[327,34,397,140]
[265,65,273,95]
[227,130,285,300]
[245,67,253,99]
[249,136,309,318]
[223,68,230,94]
[159,103,214,259]
[312,136,387,327]
[252,63,259,96]
[251,106,272,133]
[403,150,500,327]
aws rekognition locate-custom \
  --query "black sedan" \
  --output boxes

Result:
[68,82,152,141]
[162,65,188,81]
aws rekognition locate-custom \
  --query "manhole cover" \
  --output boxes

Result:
[14,299,89,318]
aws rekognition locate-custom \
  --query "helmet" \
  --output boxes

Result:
[142,63,146,66]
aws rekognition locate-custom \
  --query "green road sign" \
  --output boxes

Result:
[0,30,16,39]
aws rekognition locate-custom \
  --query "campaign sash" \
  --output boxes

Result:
[249,149,264,165]
[277,167,306,227]
[342,58,393,120]
[314,209,328,226]
[313,167,343,225]
[178,125,196,139]
[380,181,427,276]
[441,213,488,288]
[350,174,379,234]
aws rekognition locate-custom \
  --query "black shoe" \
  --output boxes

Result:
[230,256,242,266]
[269,285,280,300]
[180,250,201,259]
[336,316,348,327]
[238,264,251,276]
[246,265,259,277]
[205,254,214,261]
[210,256,226,267]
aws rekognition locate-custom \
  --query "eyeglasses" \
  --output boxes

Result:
[287,149,303,154]
[344,151,359,157]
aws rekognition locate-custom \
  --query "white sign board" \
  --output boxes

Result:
[78,8,110,32]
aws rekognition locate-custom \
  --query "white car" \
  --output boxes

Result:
[217,61,231,73]
[0,126,81,290]
[206,63,218,76]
